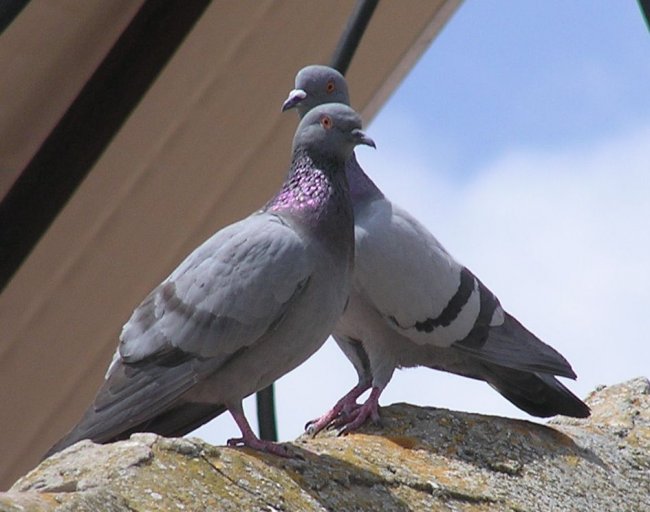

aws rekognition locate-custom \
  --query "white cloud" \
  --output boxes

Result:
[194,123,650,446]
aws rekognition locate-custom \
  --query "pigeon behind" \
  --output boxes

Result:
[282,65,590,435]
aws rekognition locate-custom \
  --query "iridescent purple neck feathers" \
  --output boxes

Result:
[267,149,352,232]
[346,153,383,205]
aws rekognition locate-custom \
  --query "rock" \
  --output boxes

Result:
[2,378,649,511]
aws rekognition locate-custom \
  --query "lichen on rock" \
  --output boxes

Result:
[2,377,649,511]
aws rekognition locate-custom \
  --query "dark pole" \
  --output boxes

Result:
[256,385,278,441]
[329,0,380,75]
[638,0,650,31]
[255,0,381,442]
[0,0,211,292]
[0,0,30,33]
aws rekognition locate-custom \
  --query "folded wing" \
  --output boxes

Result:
[355,200,577,378]
[47,213,312,455]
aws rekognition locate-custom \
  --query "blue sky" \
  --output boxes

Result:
[391,0,650,177]
[195,1,650,444]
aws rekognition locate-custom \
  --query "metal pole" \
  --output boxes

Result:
[0,0,30,33]
[639,0,650,31]
[256,385,278,441]
[330,0,380,75]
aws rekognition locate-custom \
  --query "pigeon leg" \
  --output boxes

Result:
[227,408,291,457]
[337,386,383,435]
[304,381,371,436]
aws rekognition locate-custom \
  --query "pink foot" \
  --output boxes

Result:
[228,408,292,457]
[335,387,383,435]
[226,435,291,457]
[304,382,370,436]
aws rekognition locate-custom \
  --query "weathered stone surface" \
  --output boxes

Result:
[2,377,649,511]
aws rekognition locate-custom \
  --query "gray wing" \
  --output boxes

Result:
[117,213,312,367]
[354,199,577,378]
[47,213,312,455]
[353,199,485,347]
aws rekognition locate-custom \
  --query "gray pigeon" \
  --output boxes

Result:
[45,103,375,457]
[282,65,589,435]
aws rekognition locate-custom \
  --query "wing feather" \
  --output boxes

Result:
[47,212,313,456]
[118,212,312,366]
[353,200,478,347]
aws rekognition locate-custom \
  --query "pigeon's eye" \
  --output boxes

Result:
[326,80,336,93]
[320,115,333,130]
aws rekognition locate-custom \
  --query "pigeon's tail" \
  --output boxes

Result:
[482,363,590,418]
[43,358,227,459]
[45,401,226,459]
[455,312,578,379]
[135,401,227,439]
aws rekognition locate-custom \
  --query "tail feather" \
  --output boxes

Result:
[44,358,225,459]
[135,401,227,439]
[482,363,590,418]
[455,313,578,379]
[45,400,226,459]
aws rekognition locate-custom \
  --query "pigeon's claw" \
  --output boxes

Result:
[305,407,346,437]
[334,386,383,435]
[303,382,371,437]
[227,436,293,457]
[229,408,293,457]
[304,421,320,437]
[336,403,380,436]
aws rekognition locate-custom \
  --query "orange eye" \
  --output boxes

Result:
[326,80,336,93]
[320,115,333,130]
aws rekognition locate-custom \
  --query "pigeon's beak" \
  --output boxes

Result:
[352,128,376,149]
[281,89,307,112]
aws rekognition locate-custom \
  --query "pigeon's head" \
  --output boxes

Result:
[293,103,375,163]
[282,65,350,116]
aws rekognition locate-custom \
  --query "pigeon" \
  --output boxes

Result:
[45,102,375,458]
[282,65,590,435]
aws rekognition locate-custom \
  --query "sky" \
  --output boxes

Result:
[195,0,650,444]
